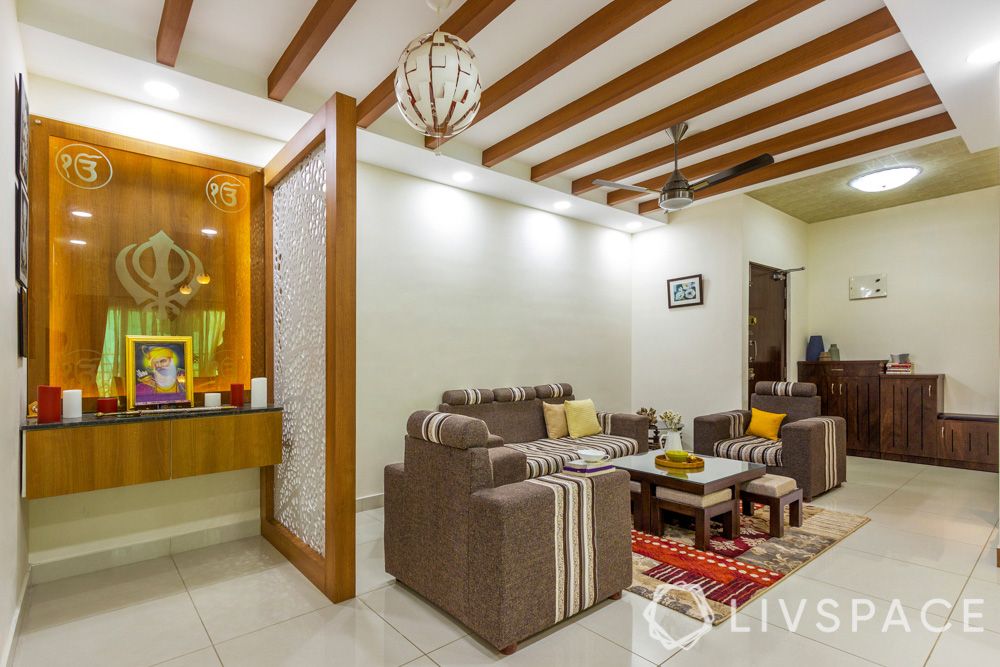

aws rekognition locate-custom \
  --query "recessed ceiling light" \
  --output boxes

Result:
[848,166,922,193]
[968,42,1000,65]
[70,210,92,218]
[69,239,87,246]
[625,221,643,231]
[553,200,571,211]
[143,80,179,100]
[452,171,473,183]
[202,228,218,236]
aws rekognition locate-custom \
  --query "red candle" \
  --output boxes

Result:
[230,383,245,407]
[96,397,118,414]
[38,386,61,423]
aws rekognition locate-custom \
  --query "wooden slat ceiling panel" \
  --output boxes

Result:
[155,0,194,67]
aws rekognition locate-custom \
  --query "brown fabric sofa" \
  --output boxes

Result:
[384,383,646,653]
[693,381,846,500]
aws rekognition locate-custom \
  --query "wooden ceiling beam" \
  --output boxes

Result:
[581,52,923,197]
[531,7,900,183]
[481,0,821,167]
[637,112,956,214]
[425,0,674,150]
[617,85,940,206]
[356,0,516,128]
[155,0,194,67]
[268,0,359,101]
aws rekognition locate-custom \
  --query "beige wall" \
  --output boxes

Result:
[807,186,1000,414]
[630,197,746,446]
[1,0,28,660]
[357,162,633,500]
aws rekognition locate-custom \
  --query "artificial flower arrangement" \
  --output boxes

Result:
[659,410,683,432]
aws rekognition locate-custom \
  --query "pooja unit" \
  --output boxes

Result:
[19,121,284,515]
[799,361,995,471]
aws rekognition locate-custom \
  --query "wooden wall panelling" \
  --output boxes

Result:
[171,412,282,478]
[24,422,170,498]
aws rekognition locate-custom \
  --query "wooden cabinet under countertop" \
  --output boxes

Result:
[879,375,943,460]
[22,407,283,499]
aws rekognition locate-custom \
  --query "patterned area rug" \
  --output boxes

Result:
[628,505,868,625]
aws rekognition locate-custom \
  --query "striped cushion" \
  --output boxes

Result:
[719,411,746,439]
[714,435,783,466]
[754,381,816,398]
[534,383,573,399]
[441,388,494,406]
[506,434,639,479]
[493,386,537,402]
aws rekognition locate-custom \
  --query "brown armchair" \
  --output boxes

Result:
[693,382,846,500]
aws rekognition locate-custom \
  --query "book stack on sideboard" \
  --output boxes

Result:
[798,361,997,472]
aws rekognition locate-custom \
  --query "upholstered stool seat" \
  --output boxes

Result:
[743,473,797,497]
[740,473,803,538]
[655,486,732,508]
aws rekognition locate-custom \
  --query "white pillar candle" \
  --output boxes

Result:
[204,392,222,408]
[62,389,82,419]
[250,377,267,409]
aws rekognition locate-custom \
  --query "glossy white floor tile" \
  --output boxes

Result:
[187,562,332,643]
[213,600,422,667]
[15,593,209,667]
[172,536,287,590]
[360,582,468,653]
[428,623,654,666]
[838,522,984,575]
[12,461,999,666]
[156,648,222,666]
[950,577,1000,634]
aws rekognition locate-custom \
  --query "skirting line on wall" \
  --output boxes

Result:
[356,493,384,513]
[1,569,30,667]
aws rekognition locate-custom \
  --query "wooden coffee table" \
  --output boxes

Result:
[611,452,766,549]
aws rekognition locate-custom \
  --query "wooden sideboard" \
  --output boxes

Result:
[21,407,283,499]
[797,362,997,472]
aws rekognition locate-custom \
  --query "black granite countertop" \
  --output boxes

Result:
[21,405,283,432]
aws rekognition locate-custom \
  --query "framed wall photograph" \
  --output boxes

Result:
[667,274,703,308]
[15,181,28,287]
[15,72,28,186]
[17,287,26,358]
[125,335,195,408]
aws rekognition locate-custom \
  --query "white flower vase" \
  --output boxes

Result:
[660,429,684,452]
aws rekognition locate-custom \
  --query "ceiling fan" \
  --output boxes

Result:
[593,122,774,212]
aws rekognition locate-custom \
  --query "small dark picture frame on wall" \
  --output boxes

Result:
[15,72,28,186]
[15,181,28,288]
[667,274,703,308]
[17,287,26,358]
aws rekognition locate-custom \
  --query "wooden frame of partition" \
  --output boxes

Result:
[26,116,267,411]
[259,92,357,602]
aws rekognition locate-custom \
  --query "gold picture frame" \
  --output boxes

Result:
[125,335,195,409]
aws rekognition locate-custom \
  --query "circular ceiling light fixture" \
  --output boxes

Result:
[394,30,481,142]
[848,166,922,193]
[968,42,1000,65]
[553,200,571,211]
[143,80,179,100]
[452,171,473,183]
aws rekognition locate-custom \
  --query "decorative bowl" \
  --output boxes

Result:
[665,450,689,463]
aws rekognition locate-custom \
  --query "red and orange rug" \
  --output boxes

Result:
[629,505,868,624]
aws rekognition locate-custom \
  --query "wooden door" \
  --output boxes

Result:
[748,263,787,402]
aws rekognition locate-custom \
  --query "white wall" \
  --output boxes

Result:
[742,196,810,382]
[356,163,633,500]
[631,197,746,446]
[1,0,27,659]
[808,187,1000,414]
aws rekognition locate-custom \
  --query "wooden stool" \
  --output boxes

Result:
[740,474,803,538]
[650,486,737,551]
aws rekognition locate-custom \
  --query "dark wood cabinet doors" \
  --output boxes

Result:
[879,375,943,459]
[798,361,882,456]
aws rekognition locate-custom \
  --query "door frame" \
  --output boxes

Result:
[748,261,789,402]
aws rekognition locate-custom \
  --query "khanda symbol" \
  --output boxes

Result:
[115,231,204,320]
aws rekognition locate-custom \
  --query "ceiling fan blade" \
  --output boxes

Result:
[592,179,660,195]
[690,154,774,191]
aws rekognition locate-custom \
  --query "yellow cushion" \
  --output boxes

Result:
[564,399,603,439]
[746,408,786,441]
[542,402,569,439]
